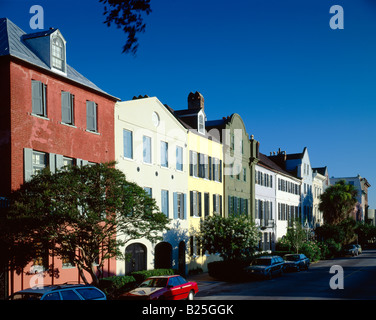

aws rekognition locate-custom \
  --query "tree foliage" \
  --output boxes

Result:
[100,0,152,55]
[284,220,307,253]
[0,162,170,285]
[319,180,358,225]
[198,215,260,261]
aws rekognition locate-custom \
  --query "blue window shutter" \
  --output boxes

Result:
[173,192,178,219]
[183,193,187,220]
[162,190,169,218]
[24,148,33,182]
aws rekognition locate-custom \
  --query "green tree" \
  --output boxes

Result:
[198,215,260,261]
[285,220,306,253]
[100,0,152,55]
[0,162,170,285]
[319,180,358,225]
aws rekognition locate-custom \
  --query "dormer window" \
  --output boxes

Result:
[51,35,65,72]
[198,113,205,134]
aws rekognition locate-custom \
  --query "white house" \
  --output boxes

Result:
[115,96,189,275]
[312,167,330,227]
[255,153,277,251]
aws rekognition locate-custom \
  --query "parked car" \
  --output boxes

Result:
[8,283,107,300]
[342,244,359,256]
[245,255,285,279]
[355,244,362,254]
[283,254,310,272]
[120,275,198,300]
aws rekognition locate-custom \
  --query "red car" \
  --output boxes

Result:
[121,275,198,300]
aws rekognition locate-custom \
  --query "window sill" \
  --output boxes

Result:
[30,113,49,120]
[86,129,100,135]
[60,122,76,128]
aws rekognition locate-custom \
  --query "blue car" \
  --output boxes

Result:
[8,283,107,300]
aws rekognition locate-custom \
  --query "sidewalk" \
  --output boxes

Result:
[187,272,226,295]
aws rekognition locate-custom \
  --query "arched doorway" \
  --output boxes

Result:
[125,243,147,274]
[154,242,172,269]
[178,241,186,276]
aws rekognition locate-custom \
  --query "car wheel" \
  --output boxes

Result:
[187,291,195,300]
[296,265,300,272]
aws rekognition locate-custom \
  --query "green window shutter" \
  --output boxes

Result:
[24,148,33,182]
[198,192,202,217]
[190,191,194,217]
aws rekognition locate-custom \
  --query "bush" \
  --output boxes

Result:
[300,240,322,262]
[98,275,137,299]
[130,268,177,284]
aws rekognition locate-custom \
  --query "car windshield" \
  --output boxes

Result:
[10,292,43,300]
[139,278,168,288]
[252,258,272,266]
[285,255,300,261]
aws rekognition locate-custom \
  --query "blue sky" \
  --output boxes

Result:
[2,0,376,209]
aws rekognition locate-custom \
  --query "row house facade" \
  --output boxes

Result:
[0,18,118,297]
[255,153,301,251]
[330,175,371,222]
[115,96,189,276]
[312,167,330,227]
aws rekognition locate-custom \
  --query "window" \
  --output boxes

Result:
[198,114,205,134]
[190,191,201,217]
[61,91,74,125]
[176,146,183,171]
[51,36,65,71]
[76,288,105,300]
[143,136,152,164]
[161,190,169,217]
[63,157,74,168]
[204,192,210,217]
[173,192,185,219]
[213,194,222,216]
[144,187,152,197]
[189,151,198,177]
[86,101,97,132]
[60,290,81,300]
[32,151,47,175]
[160,141,168,167]
[243,168,247,182]
[123,129,133,159]
[31,80,47,117]
[43,292,60,300]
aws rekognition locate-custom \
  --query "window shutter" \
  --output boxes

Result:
[61,91,72,124]
[56,154,64,170]
[190,191,194,217]
[219,195,222,216]
[198,192,202,217]
[32,80,43,115]
[183,193,187,220]
[86,101,97,131]
[24,148,33,182]
[49,153,56,173]
[219,160,222,182]
[208,156,212,180]
[213,194,216,213]
[173,192,178,219]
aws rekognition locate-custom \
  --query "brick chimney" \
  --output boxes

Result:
[188,91,204,110]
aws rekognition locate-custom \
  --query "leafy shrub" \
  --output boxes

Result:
[98,275,137,299]
[300,240,322,262]
[130,268,176,284]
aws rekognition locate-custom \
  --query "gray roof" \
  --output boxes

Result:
[0,18,118,100]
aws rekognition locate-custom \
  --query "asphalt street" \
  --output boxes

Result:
[191,249,376,300]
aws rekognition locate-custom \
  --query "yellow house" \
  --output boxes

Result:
[173,92,223,272]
